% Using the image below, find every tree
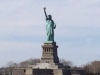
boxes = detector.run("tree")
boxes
[19,58,40,67]
[59,59,73,67]
[83,61,100,75]
[7,61,18,68]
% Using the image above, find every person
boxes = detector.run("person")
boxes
[44,7,56,42]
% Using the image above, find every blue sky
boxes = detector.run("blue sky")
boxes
[0,0,100,67]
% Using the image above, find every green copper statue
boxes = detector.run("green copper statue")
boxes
[44,7,56,42]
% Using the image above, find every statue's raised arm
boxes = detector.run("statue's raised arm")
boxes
[43,7,48,19]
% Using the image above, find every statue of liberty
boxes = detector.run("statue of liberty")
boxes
[43,7,56,42]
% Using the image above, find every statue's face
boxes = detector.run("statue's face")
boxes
[48,15,52,19]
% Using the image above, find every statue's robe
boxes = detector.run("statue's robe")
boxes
[46,19,56,41]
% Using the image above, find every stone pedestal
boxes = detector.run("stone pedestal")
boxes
[41,42,59,64]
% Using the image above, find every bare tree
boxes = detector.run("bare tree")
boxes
[90,61,100,75]
[2,58,40,75]
[19,58,40,67]
[7,61,18,68]
[83,61,100,75]
[59,59,73,67]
